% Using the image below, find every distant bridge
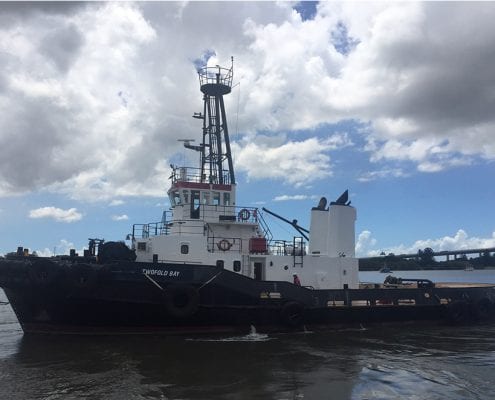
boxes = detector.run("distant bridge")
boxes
[361,247,495,261]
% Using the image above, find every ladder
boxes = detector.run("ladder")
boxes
[293,237,304,268]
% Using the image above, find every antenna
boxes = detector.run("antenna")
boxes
[196,57,235,184]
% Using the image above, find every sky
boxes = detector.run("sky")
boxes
[0,1,494,258]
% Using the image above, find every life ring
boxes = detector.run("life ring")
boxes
[472,297,493,321]
[28,260,60,287]
[447,300,470,324]
[217,239,232,252]
[281,301,305,327]
[238,208,251,221]
[165,284,199,318]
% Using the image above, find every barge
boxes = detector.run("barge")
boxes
[0,60,494,334]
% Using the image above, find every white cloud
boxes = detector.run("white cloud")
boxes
[357,168,408,182]
[109,199,125,206]
[357,229,495,257]
[240,2,495,169]
[0,2,174,200]
[29,207,82,223]
[35,239,80,257]
[273,194,317,202]
[111,214,129,221]
[404,230,495,254]
[355,230,377,257]
[233,134,351,186]
[1,2,495,200]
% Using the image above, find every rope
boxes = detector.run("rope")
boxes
[143,273,164,291]
[198,271,223,290]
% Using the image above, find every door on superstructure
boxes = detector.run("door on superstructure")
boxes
[191,190,200,219]
[252,260,265,281]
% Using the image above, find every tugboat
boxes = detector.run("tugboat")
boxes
[0,60,494,334]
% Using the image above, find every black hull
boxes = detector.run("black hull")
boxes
[1,258,495,335]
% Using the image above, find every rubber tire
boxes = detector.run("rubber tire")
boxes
[447,300,470,324]
[165,285,199,318]
[281,301,305,327]
[28,260,59,287]
[472,297,493,321]
[70,264,98,289]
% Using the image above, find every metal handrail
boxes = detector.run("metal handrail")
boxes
[198,65,233,88]
[170,166,231,185]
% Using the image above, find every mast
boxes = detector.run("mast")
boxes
[187,57,235,185]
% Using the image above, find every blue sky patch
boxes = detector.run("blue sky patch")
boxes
[332,21,360,55]
[294,1,318,21]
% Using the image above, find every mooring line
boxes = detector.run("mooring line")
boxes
[198,271,223,290]
[143,273,164,291]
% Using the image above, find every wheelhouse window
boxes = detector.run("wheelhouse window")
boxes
[223,192,230,206]
[213,192,220,206]
[182,190,189,204]
[137,242,146,251]
[170,190,181,206]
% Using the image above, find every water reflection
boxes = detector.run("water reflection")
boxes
[1,323,495,399]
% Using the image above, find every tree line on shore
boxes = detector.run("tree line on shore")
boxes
[359,248,495,271]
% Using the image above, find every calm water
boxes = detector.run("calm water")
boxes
[1,270,495,400]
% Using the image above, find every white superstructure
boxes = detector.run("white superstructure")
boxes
[131,60,359,290]
[132,179,359,290]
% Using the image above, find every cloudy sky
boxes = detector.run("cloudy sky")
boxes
[0,1,494,257]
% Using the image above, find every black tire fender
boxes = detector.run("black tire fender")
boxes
[447,300,470,324]
[281,301,305,327]
[28,260,60,287]
[69,264,98,289]
[165,284,199,318]
[472,297,493,321]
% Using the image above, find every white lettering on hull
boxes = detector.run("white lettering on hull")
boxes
[142,269,181,278]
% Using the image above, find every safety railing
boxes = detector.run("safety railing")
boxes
[133,222,170,238]
[132,206,271,239]
[170,166,231,185]
[198,65,233,88]
[269,240,307,256]
[201,205,259,224]
[132,220,206,238]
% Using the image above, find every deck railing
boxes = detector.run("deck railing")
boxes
[170,166,231,185]
[198,65,233,88]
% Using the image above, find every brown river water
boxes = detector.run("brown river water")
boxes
[1,269,494,400]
